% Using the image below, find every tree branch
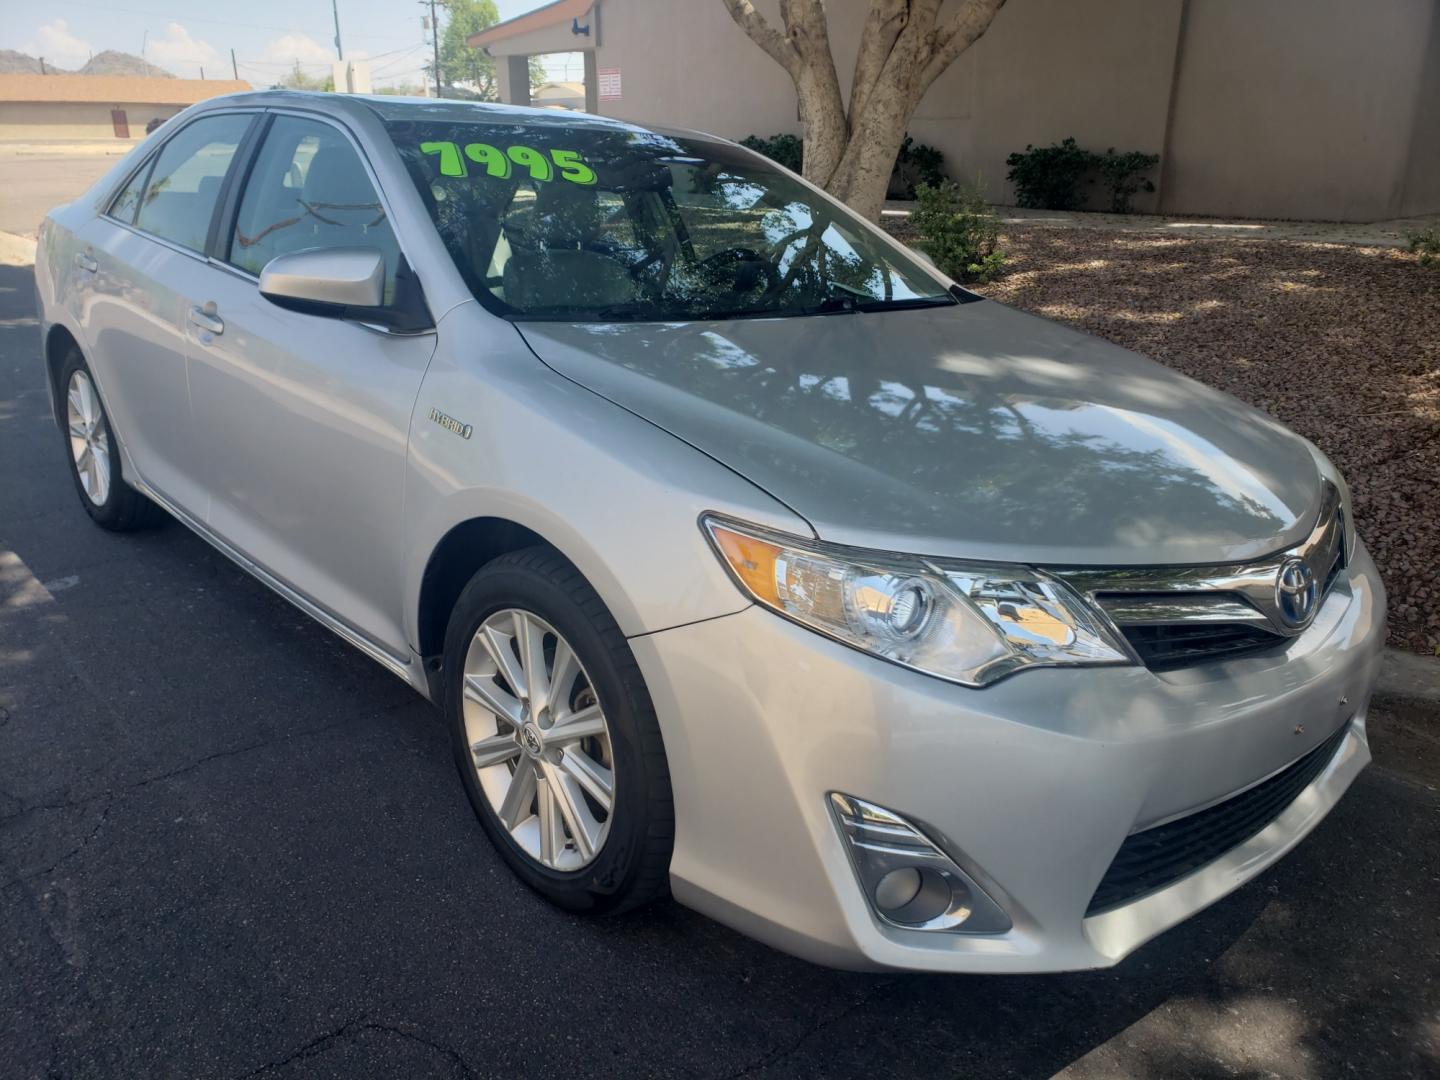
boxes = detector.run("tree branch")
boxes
[720,0,802,76]
[916,0,1008,96]
[848,0,910,133]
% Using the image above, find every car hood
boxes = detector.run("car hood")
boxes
[514,301,1322,565]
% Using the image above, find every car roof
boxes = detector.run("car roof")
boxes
[193,89,681,138]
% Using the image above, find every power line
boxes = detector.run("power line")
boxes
[44,0,407,38]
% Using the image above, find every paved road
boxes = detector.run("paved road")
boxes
[2,257,1438,1079]
[0,152,125,237]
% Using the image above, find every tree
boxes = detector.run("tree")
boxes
[277,62,333,92]
[434,0,548,100]
[721,0,1008,220]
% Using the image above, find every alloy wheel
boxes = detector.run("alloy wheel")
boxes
[461,608,615,871]
[66,370,111,506]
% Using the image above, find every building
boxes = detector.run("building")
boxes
[0,74,251,141]
[532,80,587,110]
[469,0,1440,223]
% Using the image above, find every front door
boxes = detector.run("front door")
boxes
[185,113,434,658]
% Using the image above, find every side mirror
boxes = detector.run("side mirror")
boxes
[259,247,386,312]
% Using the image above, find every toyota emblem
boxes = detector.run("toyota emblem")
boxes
[1275,557,1318,627]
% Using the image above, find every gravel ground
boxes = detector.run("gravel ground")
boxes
[889,223,1440,655]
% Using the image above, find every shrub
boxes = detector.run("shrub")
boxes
[1408,228,1440,267]
[1004,137,1095,210]
[1096,148,1160,213]
[740,133,803,173]
[911,179,1006,283]
[888,135,947,199]
[1005,138,1161,213]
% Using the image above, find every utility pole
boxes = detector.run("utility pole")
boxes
[332,0,345,61]
[230,48,238,80]
[428,0,442,98]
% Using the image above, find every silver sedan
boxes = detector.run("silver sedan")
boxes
[34,92,1385,973]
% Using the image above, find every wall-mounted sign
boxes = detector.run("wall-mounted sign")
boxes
[597,67,622,101]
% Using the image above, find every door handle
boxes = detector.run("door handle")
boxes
[74,252,98,273]
[188,303,224,336]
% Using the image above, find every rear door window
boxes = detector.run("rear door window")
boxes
[134,113,252,253]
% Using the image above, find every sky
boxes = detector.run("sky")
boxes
[0,1,584,88]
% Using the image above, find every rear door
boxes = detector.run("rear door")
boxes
[184,111,436,658]
[77,111,256,513]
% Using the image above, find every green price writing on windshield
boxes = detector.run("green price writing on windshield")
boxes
[420,141,597,185]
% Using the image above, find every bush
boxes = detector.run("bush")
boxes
[1096,148,1159,213]
[1005,138,1160,213]
[1005,137,1095,210]
[1408,228,1440,267]
[911,180,1006,283]
[740,133,803,173]
[888,135,946,199]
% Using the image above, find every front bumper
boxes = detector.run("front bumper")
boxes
[630,542,1386,973]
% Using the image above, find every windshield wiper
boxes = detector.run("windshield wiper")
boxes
[851,295,957,313]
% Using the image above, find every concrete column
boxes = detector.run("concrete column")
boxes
[584,50,599,115]
[495,54,532,107]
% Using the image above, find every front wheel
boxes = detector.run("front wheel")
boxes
[443,546,674,914]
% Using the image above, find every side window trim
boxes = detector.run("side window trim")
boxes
[207,112,272,262]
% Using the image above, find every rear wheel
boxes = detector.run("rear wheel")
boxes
[59,349,163,531]
[443,546,673,913]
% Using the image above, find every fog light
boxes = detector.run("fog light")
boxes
[829,793,1010,934]
[874,867,923,911]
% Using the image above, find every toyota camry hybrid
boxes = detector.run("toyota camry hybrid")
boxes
[34,93,1384,973]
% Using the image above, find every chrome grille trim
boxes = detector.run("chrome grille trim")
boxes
[1052,482,1346,643]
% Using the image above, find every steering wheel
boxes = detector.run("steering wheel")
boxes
[696,247,781,294]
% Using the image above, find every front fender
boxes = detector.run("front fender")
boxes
[402,305,811,648]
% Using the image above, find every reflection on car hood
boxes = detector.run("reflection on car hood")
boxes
[515,301,1322,566]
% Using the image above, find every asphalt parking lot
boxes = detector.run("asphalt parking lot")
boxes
[2,248,1438,1077]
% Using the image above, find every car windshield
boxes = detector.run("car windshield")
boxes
[384,118,953,322]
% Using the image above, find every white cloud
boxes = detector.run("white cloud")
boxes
[146,23,221,76]
[23,19,93,70]
[260,33,335,67]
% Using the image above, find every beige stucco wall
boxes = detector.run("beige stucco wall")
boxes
[594,0,1180,214]
[494,0,1438,222]
[0,101,183,141]
[1398,2,1440,218]
[1161,0,1436,221]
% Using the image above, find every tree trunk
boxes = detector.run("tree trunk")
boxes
[721,0,1008,220]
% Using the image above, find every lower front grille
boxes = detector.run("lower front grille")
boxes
[1087,721,1351,916]
[1121,622,1286,671]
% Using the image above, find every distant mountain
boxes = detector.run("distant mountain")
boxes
[0,49,55,74]
[0,49,176,77]
[79,51,174,78]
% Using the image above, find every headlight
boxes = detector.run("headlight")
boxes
[1303,441,1358,561]
[702,516,1133,687]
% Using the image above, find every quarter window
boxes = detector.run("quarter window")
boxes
[229,115,399,301]
[108,158,152,224]
[133,114,251,253]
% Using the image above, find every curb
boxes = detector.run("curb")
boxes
[1377,649,1440,704]
[0,230,37,267]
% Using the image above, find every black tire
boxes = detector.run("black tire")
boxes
[443,546,674,914]
[58,348,165,531]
